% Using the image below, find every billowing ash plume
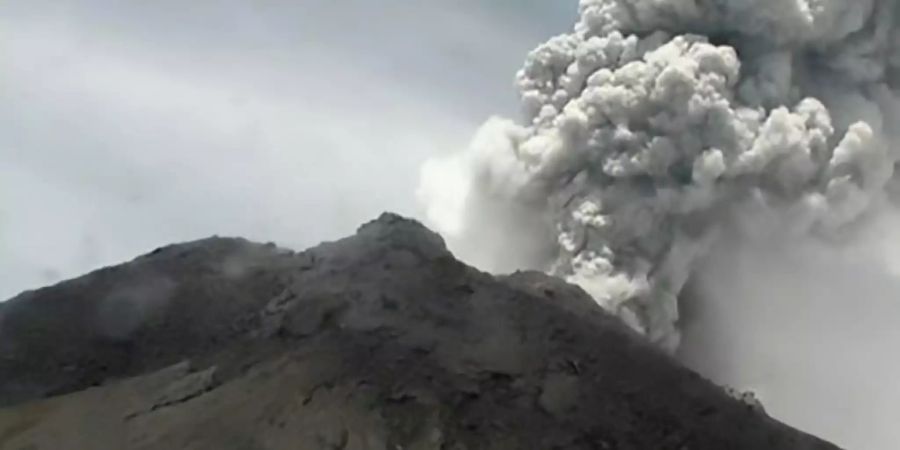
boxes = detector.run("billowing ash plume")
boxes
[420,0,900,350]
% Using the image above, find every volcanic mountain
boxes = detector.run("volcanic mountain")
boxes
[0,214,839,449]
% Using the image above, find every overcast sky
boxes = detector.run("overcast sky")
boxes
[0,1,575,299]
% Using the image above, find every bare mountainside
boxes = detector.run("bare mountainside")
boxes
[0,214,839,449]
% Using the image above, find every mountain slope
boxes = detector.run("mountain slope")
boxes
[0,213,840,449]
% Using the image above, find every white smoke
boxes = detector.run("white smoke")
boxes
[420,0,899,349]
[419,1,900,447]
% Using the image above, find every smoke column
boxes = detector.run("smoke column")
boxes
[420,1,900,448]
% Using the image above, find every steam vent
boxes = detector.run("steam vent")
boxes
[0,214,840,449]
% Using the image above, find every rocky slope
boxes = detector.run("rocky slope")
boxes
[0,213,840,449]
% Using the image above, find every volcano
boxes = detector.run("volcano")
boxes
[0,214,838,449]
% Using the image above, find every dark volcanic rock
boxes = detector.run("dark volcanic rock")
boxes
[0,213,840,449]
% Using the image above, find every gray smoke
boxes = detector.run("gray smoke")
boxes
[96,275,176,340]
[421,0,899,349]
[419,1,900,447]
[677,209,900,447]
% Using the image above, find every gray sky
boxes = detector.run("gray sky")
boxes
[0,1,575,299]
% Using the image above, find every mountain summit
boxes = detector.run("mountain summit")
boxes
[0,213,839,449]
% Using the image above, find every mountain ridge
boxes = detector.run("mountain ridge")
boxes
[0,213,841,449]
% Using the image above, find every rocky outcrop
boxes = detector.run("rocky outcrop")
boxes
[0,213,841,449]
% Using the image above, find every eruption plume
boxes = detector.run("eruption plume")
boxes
[420,0,900,352]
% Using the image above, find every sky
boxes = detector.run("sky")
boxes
[0,0,575,299]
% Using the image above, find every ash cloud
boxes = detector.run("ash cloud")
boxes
[420,0,900,350]
[420,2,900,447]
